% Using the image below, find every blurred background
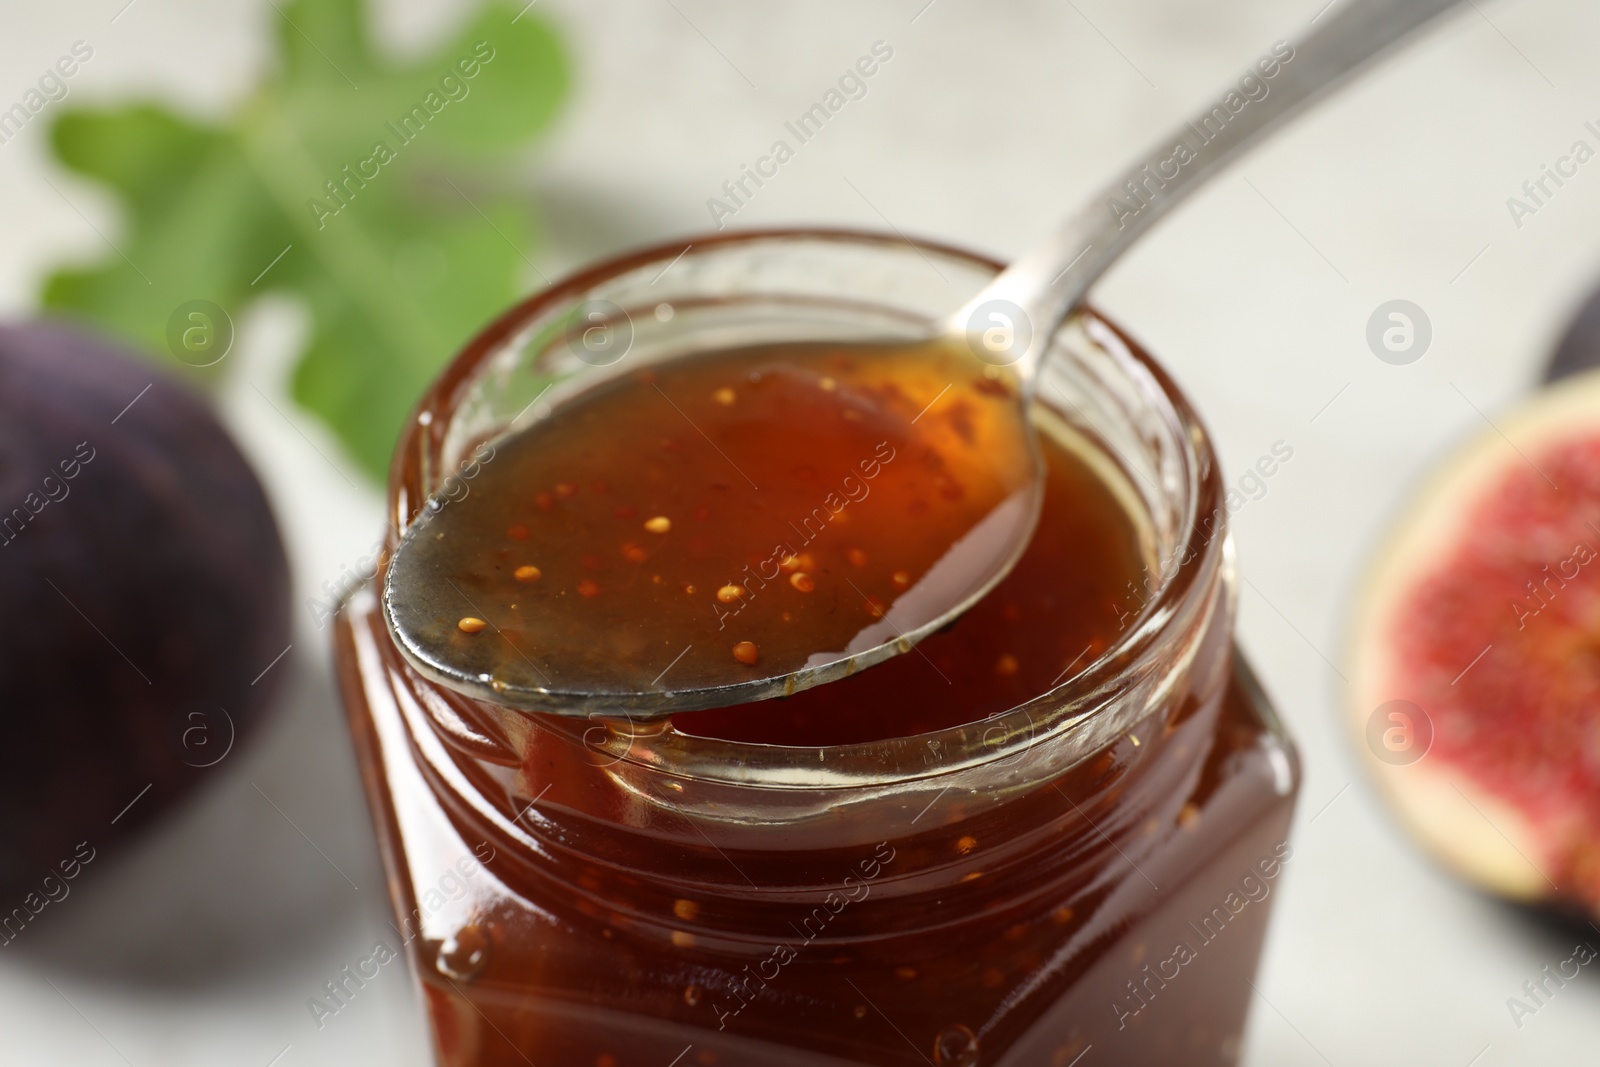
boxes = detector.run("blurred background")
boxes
[2,0,1599,1063]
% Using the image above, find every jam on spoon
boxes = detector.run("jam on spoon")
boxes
[384,338,1038,714]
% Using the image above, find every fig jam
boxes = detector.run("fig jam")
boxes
[334,232,1300,1067]
[384,340,1033,706]
[674,413,1141,745]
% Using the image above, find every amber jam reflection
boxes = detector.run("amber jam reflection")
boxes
[337,423,1298,1067]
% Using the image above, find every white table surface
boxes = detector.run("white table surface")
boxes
[3,1,1598,1064]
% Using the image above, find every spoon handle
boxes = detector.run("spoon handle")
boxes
[952,0,1468,384]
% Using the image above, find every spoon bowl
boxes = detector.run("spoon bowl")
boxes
[384,328,1043,716]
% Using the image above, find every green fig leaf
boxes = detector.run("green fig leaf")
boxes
[41,0,569,478]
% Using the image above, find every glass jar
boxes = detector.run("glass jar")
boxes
[334,229,1301,1066]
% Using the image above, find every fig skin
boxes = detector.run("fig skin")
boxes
[0,321,291,896]
[1545,281,1600,382]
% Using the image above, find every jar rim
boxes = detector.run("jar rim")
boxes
[387,228,1228,789]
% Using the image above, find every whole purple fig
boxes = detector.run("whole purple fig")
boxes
[0,321,291,897]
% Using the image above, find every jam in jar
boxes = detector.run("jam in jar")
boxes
[335,230,1300,1066]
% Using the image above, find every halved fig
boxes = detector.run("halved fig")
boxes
[1349,369,1600,914]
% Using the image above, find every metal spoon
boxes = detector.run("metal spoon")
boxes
[385,0,1468,718]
